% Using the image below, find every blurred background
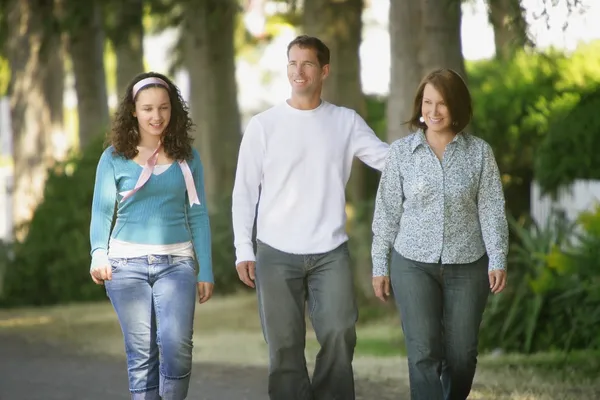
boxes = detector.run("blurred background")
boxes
[0,0,599,398]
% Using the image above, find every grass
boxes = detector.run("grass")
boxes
[1,293,599,399]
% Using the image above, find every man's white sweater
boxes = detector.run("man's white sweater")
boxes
[232,100,389,264]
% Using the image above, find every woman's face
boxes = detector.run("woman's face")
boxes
[133,87,171,139]
[421,83,452,135]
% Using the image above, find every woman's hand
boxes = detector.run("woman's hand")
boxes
[90,265,112,285]
[197,282,214,304]
[372,276,391,302]
[489,269,507,294]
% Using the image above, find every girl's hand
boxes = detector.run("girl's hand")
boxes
[90,265,112,285]
[197,282,214,304]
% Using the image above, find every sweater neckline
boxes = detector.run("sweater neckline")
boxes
[284,99,326,114]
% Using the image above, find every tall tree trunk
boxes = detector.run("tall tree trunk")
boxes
[67,0,110,149]
[6,0,54,237]
[488,0,528,60]
[43,33,67,160]
[303,0,364,114]
[420,0,466,79]
[302,0,367,206]
[183,0,241,211]
[112,0,145,95]
[387,0,423,141]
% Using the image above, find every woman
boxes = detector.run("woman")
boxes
[371,68,508,400]
[89,72,213,400]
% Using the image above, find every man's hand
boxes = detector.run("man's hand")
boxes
[372,276,390,302]
[236,261,256,288]
[197,282,214,304]
[90,265,112,285]
[489,269,507,294]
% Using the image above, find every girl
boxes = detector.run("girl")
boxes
[89,72,213,400]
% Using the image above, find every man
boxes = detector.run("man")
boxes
[232,35,389,400]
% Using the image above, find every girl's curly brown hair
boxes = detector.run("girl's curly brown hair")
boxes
[109,71,194,161]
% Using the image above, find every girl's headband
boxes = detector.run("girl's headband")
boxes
[132,77,169,98]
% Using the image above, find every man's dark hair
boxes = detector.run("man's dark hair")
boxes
[287,35,330,67]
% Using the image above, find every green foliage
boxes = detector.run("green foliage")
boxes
[466,42,600,217]
[1,133,108,307]
[479,208,600,353]
[364,95,387,138]
[0,239,13,298]
[534,86,600,194]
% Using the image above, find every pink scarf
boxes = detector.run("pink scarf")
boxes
[119,143,201,207]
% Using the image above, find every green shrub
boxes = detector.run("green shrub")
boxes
[480,207,600,353]
[467,42,600,218]
[534,86,600,194]
[1,134,107,306]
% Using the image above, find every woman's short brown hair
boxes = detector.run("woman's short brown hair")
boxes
[407,68,472,134]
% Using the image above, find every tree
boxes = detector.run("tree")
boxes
[387,0,465,141]
[182,0,242,210]
[4,0,64,237]
[420,0,466,77]
[387,0,423,140]
[487,0,529,60]
[63,0,110,148]
[104,0,145,96]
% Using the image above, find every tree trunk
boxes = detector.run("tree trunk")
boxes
[112,0,145,95]
[67,0,110,149]
[302,0,368,206]
[43,34,68,160]
[6,0,54,237]
[303,0,364,114]
[488,0,528,60]
[387,0,423,141]
[183,0,241,211]
[420,0,466,80]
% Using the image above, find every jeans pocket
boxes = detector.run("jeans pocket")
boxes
[172,256,196,273]
[109,258,126,272]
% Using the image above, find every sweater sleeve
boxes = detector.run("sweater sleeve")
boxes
[477,142,509,272]
[351,111,390,171]
[231,117,265,265]
[187,149,213,283]
[371,143,404,277]
[89,148,117,270]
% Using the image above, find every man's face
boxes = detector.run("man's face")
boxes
[287,45,328,97]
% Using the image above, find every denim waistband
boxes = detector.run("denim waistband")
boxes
[109,254,193,265]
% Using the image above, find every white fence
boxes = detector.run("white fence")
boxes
[531,180,600,226]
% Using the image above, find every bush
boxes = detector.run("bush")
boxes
[467,42,600,218]
[534,86,600,194]
[479,207,600,353]
[1,134,107,306]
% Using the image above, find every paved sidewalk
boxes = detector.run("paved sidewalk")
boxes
[0,334,404,400]
[0,334,268,400]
